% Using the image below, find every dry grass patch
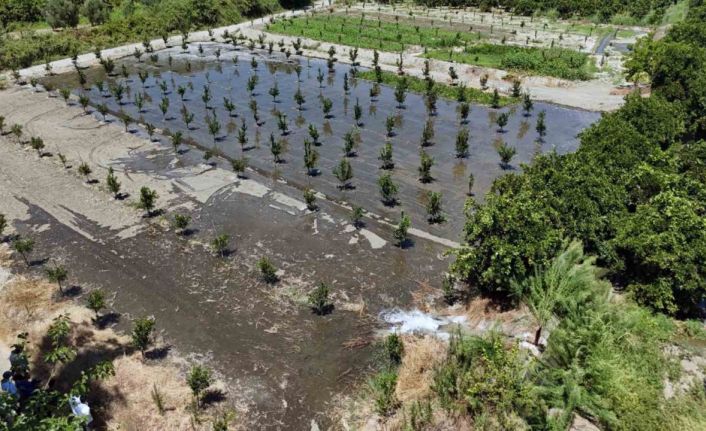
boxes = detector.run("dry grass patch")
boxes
[395,335,445,404]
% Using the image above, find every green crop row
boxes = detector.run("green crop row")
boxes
[426,43,595,80]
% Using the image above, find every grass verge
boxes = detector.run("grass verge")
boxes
[267,13,482,52]
[356,69,516,107]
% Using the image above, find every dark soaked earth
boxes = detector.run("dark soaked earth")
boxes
[32,43,600,428]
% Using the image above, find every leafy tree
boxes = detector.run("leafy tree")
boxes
[304,140,319,175]
[277,113,289,136]
[211,234,229,257]
[134,93,145,113]
[172,214,191,235]
[10,124,22,143]
[308,283,332,315]
[394,78,407,108]
[78,93,90,113]
[105,167,121,198]
[78,163,93,184]
[522,93,534,116]
[426,191,444,224]
[268,81,280,103]
[187,365,213,408]
[536,110,547,139]
[467,172,474,196]
[342,130,356,157]
[30,137,45,156]
[378,173,398,206]
[119,111,132,132]
[456,127,469,158]
[294,87,305,110]
[12,238,34,267]
[383,333,404,366]
[418,150,434,183]
[206,114,221,144]
[82,0,109,25]
[614,192,706,316]
[44,0,79,29]
[308,124,320,146]
[316,68,325,87]
[497,142,517,168]
[333,158,353,189]
[420,118,434,147]
[257,257,278,283]
[86,289,106,318]
[393,211,411,247]
[237,120,248,152]
[385,115,396,137]
[496,112,509,132]
[379,142,394,170]
[246,75,258,95]
[180,105,194,129]
[223,97,235,116]
[171,131,183,154]
[267,133,283,164]
[231,158,248,178]
[511,80,522,98]
[131,317,156,359]
[138,186,158,217]
[350,206,365,228]
[353,98,363,126]
[491,88,501,109]
[322,98,333,118]
[303,188,317,211]
[159,97,170,119]
[513,241,606,346]
[46,264,68,294]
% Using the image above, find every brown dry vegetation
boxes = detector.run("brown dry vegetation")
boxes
[334,334,470,431]
[0,243,240,430]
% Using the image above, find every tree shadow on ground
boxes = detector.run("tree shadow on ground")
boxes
[145,345,172,360]
[95,312,121,329]
[201,388,226,406]
[61,284,82,297]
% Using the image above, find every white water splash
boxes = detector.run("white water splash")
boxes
[381,309,467,339]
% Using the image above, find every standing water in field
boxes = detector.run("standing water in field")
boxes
[43,42,599,240]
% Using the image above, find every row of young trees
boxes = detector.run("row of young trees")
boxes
[46,30,546,239]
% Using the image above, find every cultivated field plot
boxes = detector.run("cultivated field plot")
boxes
[41,44,598,239]
[265,2,649,81]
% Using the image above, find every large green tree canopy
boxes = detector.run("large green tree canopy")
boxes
[453,1,706,318]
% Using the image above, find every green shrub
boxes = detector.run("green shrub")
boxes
[83,0,111,26]
[0,0,45,26]
[427,44,594,81]
[382,333,404,367]
[44,0,80,29]
[369,370,399,416]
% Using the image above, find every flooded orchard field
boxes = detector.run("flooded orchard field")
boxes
[43,42,600,239]
[29,41,600,428]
